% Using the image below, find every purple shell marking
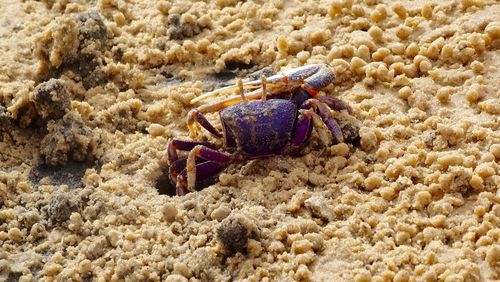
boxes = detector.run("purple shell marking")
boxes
[220,100,297,156]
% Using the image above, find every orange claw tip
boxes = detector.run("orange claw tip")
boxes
[303,84,318,97]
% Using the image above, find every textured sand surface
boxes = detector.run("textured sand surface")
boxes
[0,0,499,281]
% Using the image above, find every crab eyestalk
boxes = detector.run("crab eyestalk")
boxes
[238,79,247,102]
[261,75,268,101]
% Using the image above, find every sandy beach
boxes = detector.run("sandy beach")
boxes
[0,0,499,281]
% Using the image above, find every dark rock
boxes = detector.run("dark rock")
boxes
[44,191,81,226]
[40,111,98,166]
[216,214,259,256]
[30,79,70,120]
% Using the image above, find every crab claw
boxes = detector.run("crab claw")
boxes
[301,65,335,97]
[190,64,336,112]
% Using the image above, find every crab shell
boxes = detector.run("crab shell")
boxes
[220,99,298,157]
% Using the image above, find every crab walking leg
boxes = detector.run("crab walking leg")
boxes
[169,158,187,184]
[301,99,344,143]
[318,96,353,114]
[312,110,333,145]
[187,109,223,138]
[185,145,232,191]
[167,139,219,165]
[292,108,334,147]
[175,161,226,196]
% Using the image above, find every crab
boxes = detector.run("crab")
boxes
[167,64,353,196]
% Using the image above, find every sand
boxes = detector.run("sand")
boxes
[0,0,499,281]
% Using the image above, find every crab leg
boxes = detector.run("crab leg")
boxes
[187,109,223,138]
[318,96,352,114]
[169,158,187,183]
[171,160,225,196]
[301,99,344,143]
[167,139,219,165]
[185,145,232,192]
[294,109,334,146]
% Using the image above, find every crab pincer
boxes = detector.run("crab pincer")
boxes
[191,64,336,112]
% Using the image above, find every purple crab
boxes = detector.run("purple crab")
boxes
[167,64,353,196]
